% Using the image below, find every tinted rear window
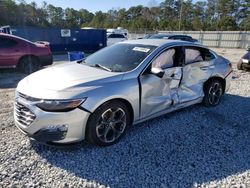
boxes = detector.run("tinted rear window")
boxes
[108,34,126,38]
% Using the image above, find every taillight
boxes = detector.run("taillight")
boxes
[47,46,52,55]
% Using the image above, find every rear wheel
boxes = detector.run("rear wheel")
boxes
[19,56,40,74]
[86,101,130,146]
[203,80,223,107]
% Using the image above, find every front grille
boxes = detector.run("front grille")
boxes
[15,102,36,127]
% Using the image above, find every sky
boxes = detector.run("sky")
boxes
[22,0,204,13]
[22,0,164,13]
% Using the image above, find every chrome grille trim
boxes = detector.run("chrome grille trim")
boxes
[14,101,36,127]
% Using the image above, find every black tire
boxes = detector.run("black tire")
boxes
[86,101,130,146]
[202,80,223,107]
[237,60,243,70]
[19,56,40,74]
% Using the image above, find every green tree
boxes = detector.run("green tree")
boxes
[179,0,194,30]
[205,0,219,30]
[65,8,80,28]
[104,9,118,28]
[192,1,206,30]
[0,0,21,26]
[36,1,50,27]
[239,0,250,30]
[217,0,239,30]
[0,0,248,31]
[79,9,94,27]
[47,4,65,27]
[159,0,178,30]
[89,11,108,28]
[115,8,129,28]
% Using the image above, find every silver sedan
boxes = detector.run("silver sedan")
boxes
[14,39,233,146]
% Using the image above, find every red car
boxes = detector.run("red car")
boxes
[0,33,52,73]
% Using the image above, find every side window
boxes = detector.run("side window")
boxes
[108,34,115,38]
[171,36,184,41]
[185,47,204,65]
[204,50,216,61]
[176,36,184,40]
[115,34,125,38]
[152,48,175,69]
[185,36,193,41]
[0,37,17,48]
[108,34,125,39]
[169,36,178,40]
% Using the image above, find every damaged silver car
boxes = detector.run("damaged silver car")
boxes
[15,39,232,146]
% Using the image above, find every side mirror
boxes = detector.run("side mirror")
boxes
[247,45,250,51]
[151,67,165,78]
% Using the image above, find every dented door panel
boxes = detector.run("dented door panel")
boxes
[178,61,215,103]
[140,67,182,119]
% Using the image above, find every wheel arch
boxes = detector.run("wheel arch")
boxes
[100,98,133,125]
[87,98,134,126]
[203,76,226,94]
[17,54,40,69]
[84,97,135,143]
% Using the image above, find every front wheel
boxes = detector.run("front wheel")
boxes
[203,80,223,107]
[86,101,130,146]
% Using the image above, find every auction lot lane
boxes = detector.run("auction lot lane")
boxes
[0,50,250,188]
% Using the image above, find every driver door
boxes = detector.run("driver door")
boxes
[139,47,184,119]
[0,37,18,66]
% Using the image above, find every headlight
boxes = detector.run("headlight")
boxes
[36,98,86,112]
[242,59,249,64]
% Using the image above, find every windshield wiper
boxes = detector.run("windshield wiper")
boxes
[92,64,112,72]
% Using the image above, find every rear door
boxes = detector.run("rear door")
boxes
[178,46,216,103]
[139,47,184,119]
[0,36,19,67]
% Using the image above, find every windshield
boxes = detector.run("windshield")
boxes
[84,43,156,72]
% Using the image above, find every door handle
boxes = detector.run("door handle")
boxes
[170,73,175,78]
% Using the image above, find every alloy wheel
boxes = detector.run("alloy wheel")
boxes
[208,82,223,105]
[96,108,126,143]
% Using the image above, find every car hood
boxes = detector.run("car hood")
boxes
[17,62,123,99]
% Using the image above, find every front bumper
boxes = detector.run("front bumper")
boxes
[17,125,68,143]
[14,97,90,144]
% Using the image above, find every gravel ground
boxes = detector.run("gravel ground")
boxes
[0,49,250,188]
